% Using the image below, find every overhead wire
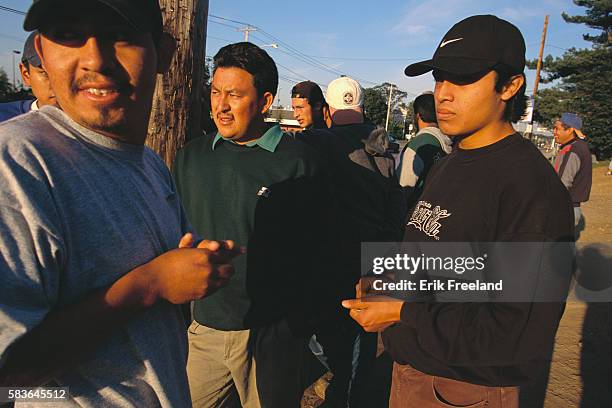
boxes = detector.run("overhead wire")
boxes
[209,14,380,86]
[0,5,25,15]
[254,29,380,86]
[208,20,242,31]
[250,32,345,79]
[0,32,25,43]
[0,8,400,94]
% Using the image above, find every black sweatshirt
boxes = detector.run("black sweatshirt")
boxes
[382,133,574,386]
[300,123,406,298]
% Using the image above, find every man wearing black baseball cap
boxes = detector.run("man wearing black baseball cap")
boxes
[291,80,328,130]
[0,1,241,407]
[344,15,574,407]
[0,31,56,122]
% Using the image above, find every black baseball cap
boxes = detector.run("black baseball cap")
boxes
[291,81,324,104]
[23,0,163,39]
[21,31,42,68]
[405,15,526,77]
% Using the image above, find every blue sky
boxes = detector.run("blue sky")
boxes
[0,0,600,106]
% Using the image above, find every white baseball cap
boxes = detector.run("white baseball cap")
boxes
[325,76,364,110]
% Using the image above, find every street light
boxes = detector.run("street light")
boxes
[261,43,279,49]
[12,50,21,89]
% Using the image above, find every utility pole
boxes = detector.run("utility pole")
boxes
[238,25,257,42]
[528,15,549,137]
[12,50,20,89]
[147,0,209,166]
[385,84,394,131]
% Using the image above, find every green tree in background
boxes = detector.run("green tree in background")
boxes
[363,83,409,138]
[0,68,33,103]
[371,82,408,114]
[562,0,611,45]
[528,0,611,159]
[363,87,387,126]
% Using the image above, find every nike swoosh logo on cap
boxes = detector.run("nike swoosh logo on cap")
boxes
[440,38,463,48]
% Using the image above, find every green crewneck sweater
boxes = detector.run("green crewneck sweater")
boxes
[173,125,333,333]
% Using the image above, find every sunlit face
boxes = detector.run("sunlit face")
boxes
[291,97,314,128]
[35,3,160,142]
[553,120,575,144]
[211,67,271,142]
[433,70,505,138]
[19,63,56,107]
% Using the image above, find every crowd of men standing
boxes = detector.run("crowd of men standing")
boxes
[0,1,592,408]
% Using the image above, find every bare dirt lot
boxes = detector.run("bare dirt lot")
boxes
[539,165,612,408]
[301,164,612,408]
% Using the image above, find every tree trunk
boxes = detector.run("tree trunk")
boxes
[146,0,209,167]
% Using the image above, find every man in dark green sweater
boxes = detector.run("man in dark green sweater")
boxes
[173,42,334,408]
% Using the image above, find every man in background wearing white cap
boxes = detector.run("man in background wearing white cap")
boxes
[300,76,405,407]
[553,112,592,236]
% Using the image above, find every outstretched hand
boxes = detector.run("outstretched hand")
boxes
[141,234,246,305]
[342,278,403,332]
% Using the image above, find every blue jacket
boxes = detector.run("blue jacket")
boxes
[0,99,34,122]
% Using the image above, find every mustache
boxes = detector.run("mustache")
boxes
[70,74,131,93]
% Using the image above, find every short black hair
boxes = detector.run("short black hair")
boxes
[213,42,278,98]
[413,93,437,124]
[494,65,527,123]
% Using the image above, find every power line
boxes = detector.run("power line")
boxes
[279,75,300,84]
[304,55,426,62]
[546,44,570,51]
[274,61,310,82]
[0,32,26,43]
[0,8,395,91]
[0,5,26,15]
[208,20,242,30]
[207,35,237,43]
[206,35,317,85]
[208,18,350,81]
[209,14,250,27]
[210,14,380,86]
[251,32,343,77]
[255,29,379,86]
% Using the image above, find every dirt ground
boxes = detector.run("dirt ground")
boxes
[539,165,612,408]
[301,164,612,408]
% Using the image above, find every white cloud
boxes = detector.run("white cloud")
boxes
[390,0,479,40]
[498,6,544,21]
[301,32,339,56]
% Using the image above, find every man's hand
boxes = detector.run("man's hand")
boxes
[0,235,244,386]
[178,233,242,252]
[342,277,404,332]
[141,234,245,305]
[341,296,403,332]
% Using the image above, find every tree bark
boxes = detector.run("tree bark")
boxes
[146,0,209,167]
